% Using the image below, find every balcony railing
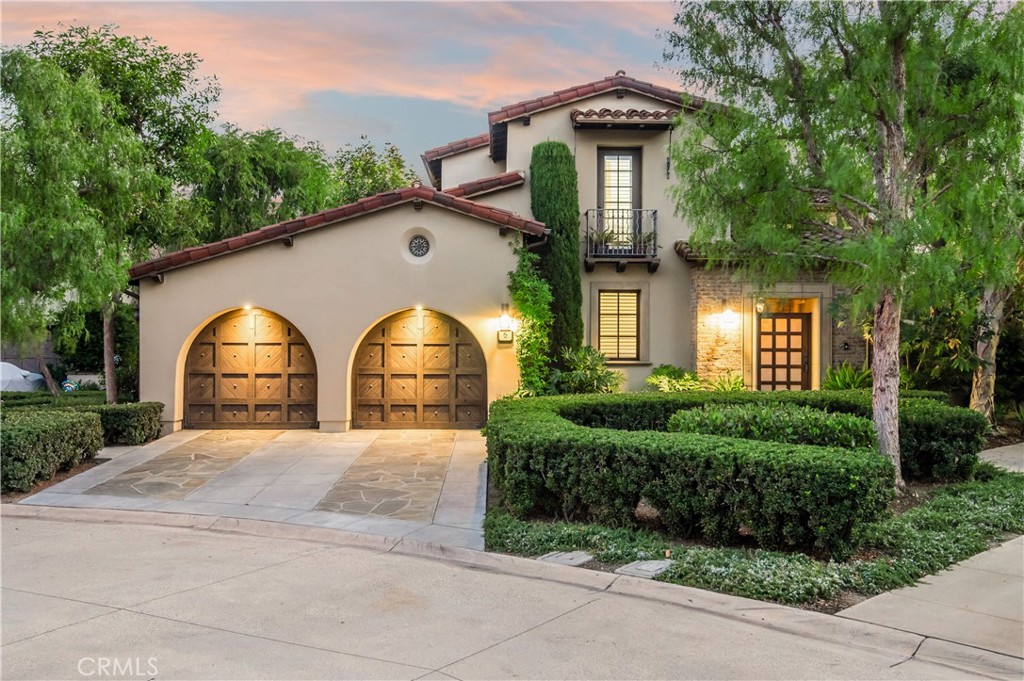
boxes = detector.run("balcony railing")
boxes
[583,209,660,272]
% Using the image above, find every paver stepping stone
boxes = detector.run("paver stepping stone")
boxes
[537,551,594,567]
[614,560,673,579]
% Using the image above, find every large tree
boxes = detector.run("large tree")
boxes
[1,50,162,392]
[530,141,584,365]
[22,24,219,402]
[329,135,419,206]
[196,125,335,242]
[665,1,1022,489]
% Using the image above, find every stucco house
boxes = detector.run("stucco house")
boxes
[130,71,867,434]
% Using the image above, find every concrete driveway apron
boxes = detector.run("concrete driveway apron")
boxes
[18,428,487,549]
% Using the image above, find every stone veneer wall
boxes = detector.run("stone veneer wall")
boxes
[691,267,745,380]
[690,265,871,384]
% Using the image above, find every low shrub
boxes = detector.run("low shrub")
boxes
[704,371,745,392]
[0,390,106,407]
[549,346,623,394]
[822,363,872,390]
[4,400,164,446]
[77,402,164,445]
[645,364,702,393]
[0,409,103,492]
[667,402,876,449]
[486,395,894,557]
[557,390,984,481]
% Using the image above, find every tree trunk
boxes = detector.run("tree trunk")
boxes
[970,285,1010,425]
[37,350,60,395]
[872,288,905,491]
[103,303,118,404]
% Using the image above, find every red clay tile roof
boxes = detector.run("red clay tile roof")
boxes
[488,73,702,126]
[129,185,547,281]
[421,132,491,162]
[442,171,525,198]
[570,108,680,125]
[421,132,491,188]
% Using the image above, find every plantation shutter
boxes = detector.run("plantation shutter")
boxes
[598,290,640,360]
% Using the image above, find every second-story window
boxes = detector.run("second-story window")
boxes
[598,148,642,249]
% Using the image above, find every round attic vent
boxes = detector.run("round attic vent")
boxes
[409,235,430,257]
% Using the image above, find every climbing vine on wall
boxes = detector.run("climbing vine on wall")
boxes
[508,245,553,396]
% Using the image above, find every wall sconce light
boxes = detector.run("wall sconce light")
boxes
[498,303,515,343]
[755,299,765,314]
[720,299,739,330]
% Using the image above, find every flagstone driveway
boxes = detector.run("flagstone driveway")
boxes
[17,428,487,549]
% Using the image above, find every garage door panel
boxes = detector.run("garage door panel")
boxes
[256,375,283,399]
[254,405,282,423]
[423,345,450,369]
[289,343,315,370]
[220,344,250,372]
[357,376,384,399]
[255,343,283,370]
[219,374,250,399]
[188,374,215,399]
[184,310,317,429]
[288,375,315,400]
[353,310,486,429]
[389,345,418,370]
[189,343,216,369]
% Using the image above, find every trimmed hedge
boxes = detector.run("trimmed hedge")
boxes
[559,390,985,481]
[1,410,104,492]
[0,390,106,407]
[667,402,876,449]
[4,401,164,446]
[486,396,894,558]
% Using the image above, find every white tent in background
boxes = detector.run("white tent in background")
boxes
[1,362,45,392]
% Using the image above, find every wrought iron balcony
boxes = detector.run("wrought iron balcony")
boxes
[583,208,660,273]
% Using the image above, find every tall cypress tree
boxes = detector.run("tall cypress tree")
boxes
[530,142,583,365]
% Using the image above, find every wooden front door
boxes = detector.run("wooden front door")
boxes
[184,309,317,428]
[353,309,486,429]
[757,312,812,391]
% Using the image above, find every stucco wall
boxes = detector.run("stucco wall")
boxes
[439,147,504,189]
[138,203,521,432]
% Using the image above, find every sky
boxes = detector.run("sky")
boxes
[2,1,683,176]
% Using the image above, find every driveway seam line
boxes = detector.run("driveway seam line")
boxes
[434,597,602,672]
[836,613,1024,661]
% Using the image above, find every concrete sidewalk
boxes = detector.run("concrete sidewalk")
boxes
[837,443,1024,671]
[3,506,1021,681]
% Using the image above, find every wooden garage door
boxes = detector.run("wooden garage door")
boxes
[185,309,317,428]
[353,310,486,429]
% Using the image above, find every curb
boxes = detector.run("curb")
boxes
[4,503,1021,679]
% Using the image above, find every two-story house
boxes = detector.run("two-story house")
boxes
[131,72,867,433]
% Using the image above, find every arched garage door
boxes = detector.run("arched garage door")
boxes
[353,309,486,429]
[184,309,317,428]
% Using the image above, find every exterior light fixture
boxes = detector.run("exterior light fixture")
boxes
[498,303,515,343]
[755,299,765,314]
[720,300,739,330]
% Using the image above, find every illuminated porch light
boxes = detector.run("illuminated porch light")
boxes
[720,300,739,330]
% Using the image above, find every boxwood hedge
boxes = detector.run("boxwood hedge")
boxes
[667,402,876,449]
[486,395,895,558]
[558,390,984,481]
[1,410,104,492]
[4,401,164,446]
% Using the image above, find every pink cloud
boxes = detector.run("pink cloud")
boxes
[1,2,681,133]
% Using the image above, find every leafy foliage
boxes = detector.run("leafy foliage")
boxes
[645,364,703,392]
[486,395,894,557]
[549,346,623,395]
[529,142,583,364]
[507,246,553,396]
[664,1,1024,480]
[0,50,161,351]
[668,403,876,449]
[196,125,335,242]
[485,468,1024,605]
[0,409,103,492]
[329,135,419,205]
[557,391,983,482]
[704,371,745,392]
[822,363,872,390]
